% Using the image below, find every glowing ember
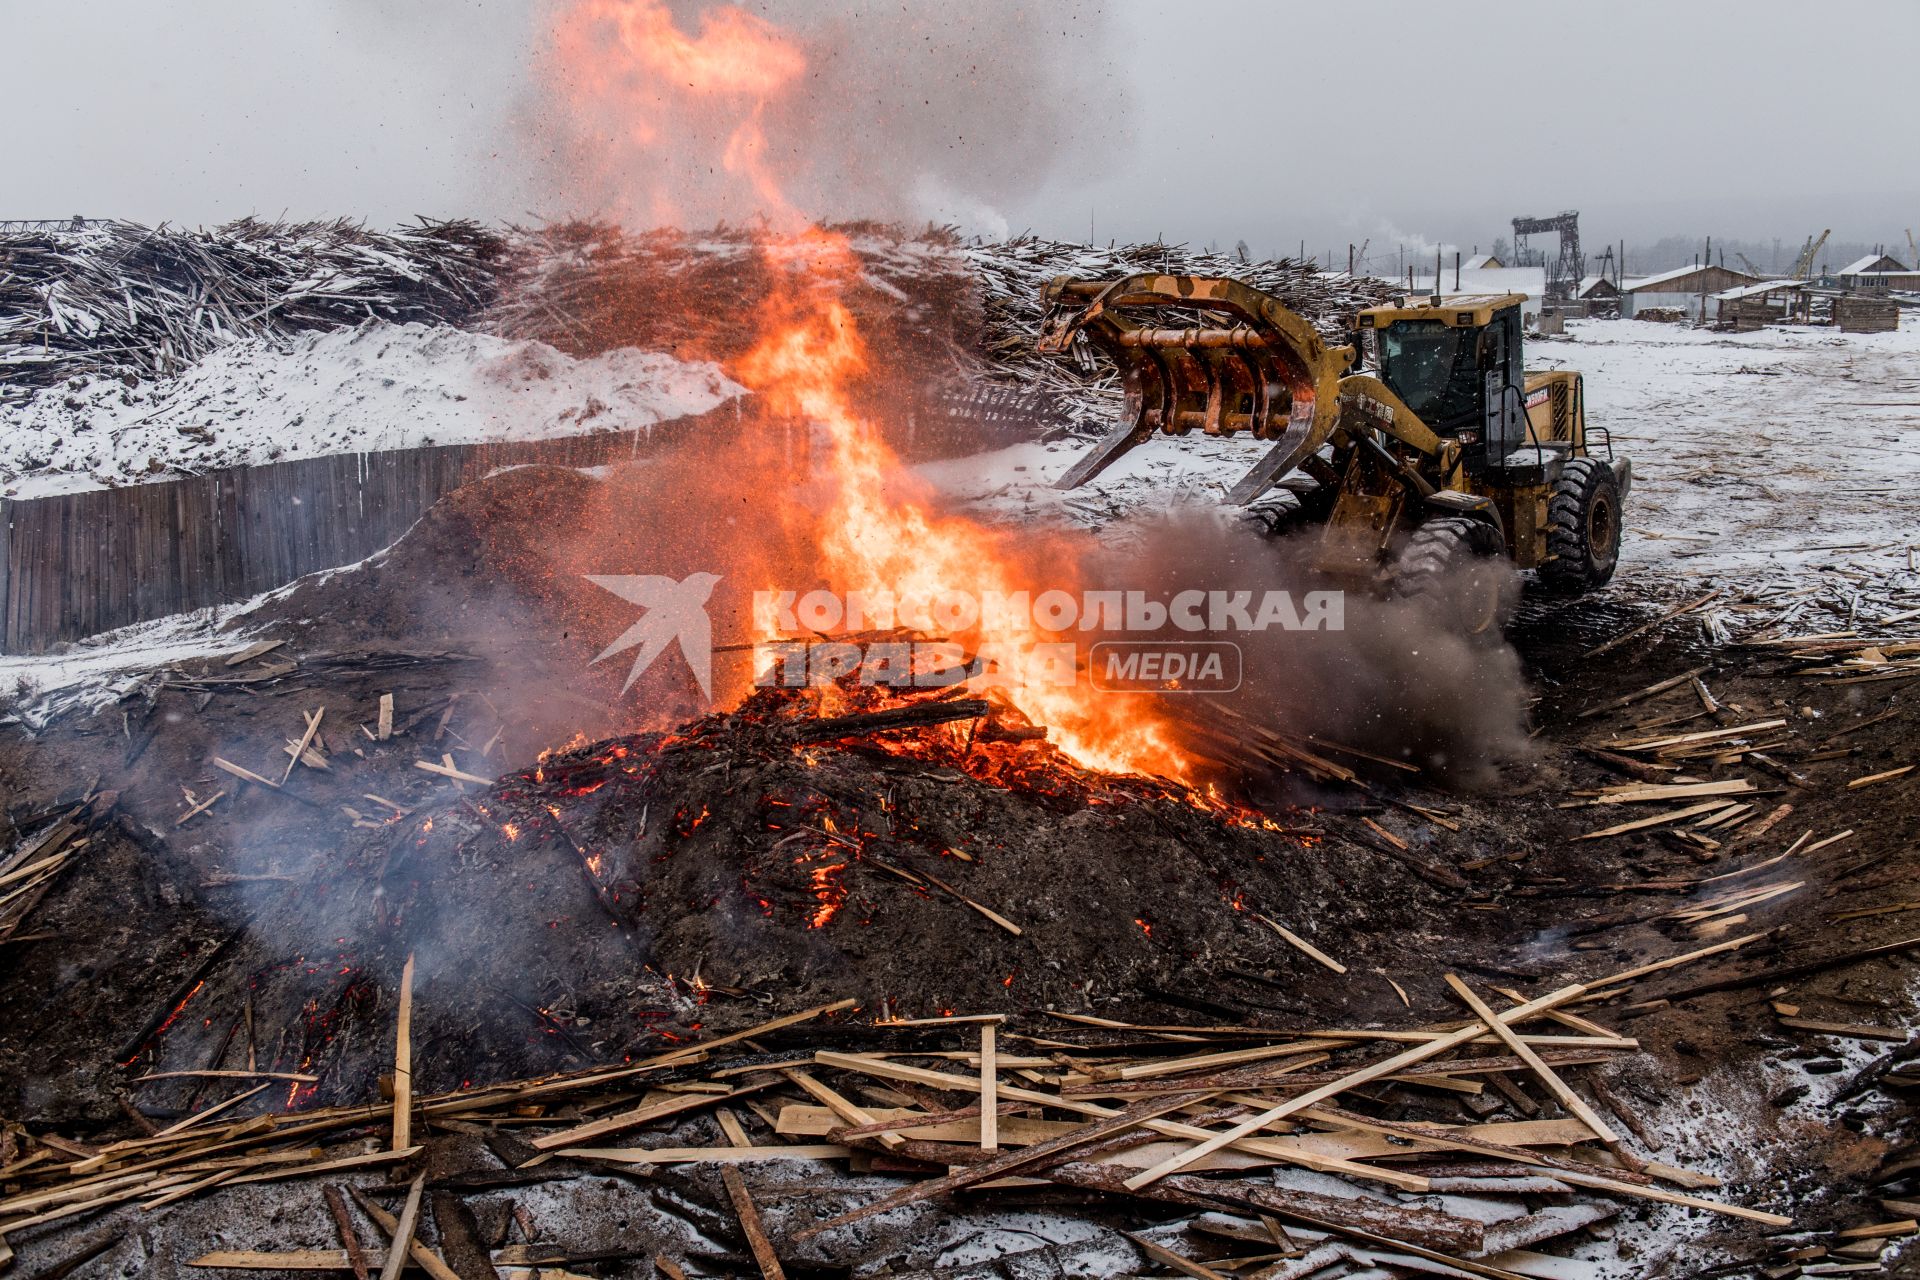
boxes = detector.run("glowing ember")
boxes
[795,847,849,928]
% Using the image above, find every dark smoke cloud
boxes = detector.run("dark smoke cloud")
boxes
[1082,505,1535,790]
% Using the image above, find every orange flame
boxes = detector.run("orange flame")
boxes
[550,2,1187,779]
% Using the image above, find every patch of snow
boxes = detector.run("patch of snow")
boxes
[1537,315,1920,599]
[0,320,745,499]
[927,314,1920,616]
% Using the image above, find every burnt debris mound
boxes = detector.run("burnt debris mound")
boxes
[106,685,1468,1125]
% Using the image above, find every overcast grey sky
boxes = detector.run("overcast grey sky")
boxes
[9,0,1918,263]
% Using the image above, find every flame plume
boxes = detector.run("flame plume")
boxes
[548,1,1186,778]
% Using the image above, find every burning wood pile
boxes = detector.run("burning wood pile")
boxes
[0,217,505,400]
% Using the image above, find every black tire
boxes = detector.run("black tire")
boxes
[1245,487,1331,540]
[1539,457,1622,594]
[1391,516,1519,638]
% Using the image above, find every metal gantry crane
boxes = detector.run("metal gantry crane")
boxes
[1512,211,1583,304]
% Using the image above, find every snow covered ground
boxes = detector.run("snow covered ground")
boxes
[1533,317,1920,594]
[922,314,1920,612]
[0,320,744,498]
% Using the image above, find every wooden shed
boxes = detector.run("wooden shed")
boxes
[1622,264,1761,321]
[1713,279,1808,331]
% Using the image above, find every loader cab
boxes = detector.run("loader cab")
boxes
[1358,294,1529,475]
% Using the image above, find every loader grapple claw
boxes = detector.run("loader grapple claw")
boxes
[1038,275,1352,498]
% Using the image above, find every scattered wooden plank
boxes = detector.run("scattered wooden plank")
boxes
[562,1144,850,1165]
[225,1146,421,1186]
[1252,913,1346,974]
[1444,975,1618,1145]
[721,1165,788,1280]
[797,1089,1218,1239]
[1576,667,1712,719]
[323,1183,373,1280]
[154,1083,270,1138]
[1592,780,1755,805]
[224,639,286,667]
[393,953,414,1151]
[780,1068,902,1152]
[282,707,326,784]
[377,693,394,741]
[1838,1220,1918,1239]
[979,1024,998,1152]
[1119,984,1589,1189]
[1584,591,1721,658]
[1777,1018,1907,1043]
[1576,801,1738,841]
[1648,936,1920,1003]
[810,1052,1430,1190]
[134,1069,318,1084]
[919,871,1022,936]
[414,758,492,787]
[351,1181,459,1280]
[175,789,226,827]
[188,1251,365,1271]
[1605,719,1787,752]
[1054,1163,1502,1275]
[530,1083,774,1152]
[212,757,279,789]
[1119,1230,1229,1280]
[1848,765,1913,790]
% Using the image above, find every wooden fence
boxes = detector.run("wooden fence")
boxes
[0,389,1053,654]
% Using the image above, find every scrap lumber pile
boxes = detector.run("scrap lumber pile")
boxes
[481,222,1400,433]
[0,949,1795,1278]
[0,217,505,400]
[0,797,105,945]
[962,235,1400,432]
[481,220,982,377]
[3,217,1397,448]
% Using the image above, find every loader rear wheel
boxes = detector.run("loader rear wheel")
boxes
[1391,517,1518,638]
[1539,458,1622,594]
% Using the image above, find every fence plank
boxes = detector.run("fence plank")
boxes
[0,401,1041,654]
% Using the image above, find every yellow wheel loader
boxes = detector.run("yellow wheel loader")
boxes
[1037,276,1629,633]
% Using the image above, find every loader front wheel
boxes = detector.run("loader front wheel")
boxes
[1390,517,1518,638]
[1539,457,1622,594]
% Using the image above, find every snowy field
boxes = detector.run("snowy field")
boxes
[0,320,744,498]
[923,313,1920,611]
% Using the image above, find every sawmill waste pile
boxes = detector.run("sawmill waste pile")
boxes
[2,218,1397,431]
[0,217,505,400]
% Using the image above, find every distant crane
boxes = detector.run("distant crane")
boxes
[1512,211,1582,304]
[1907,228,1916,271]
[1791,229,1830,280]
[1734,252,1765,277]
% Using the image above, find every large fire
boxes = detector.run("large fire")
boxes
[548,0,1188,778]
